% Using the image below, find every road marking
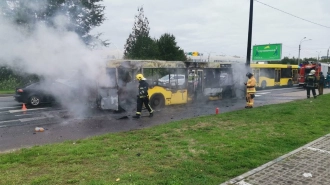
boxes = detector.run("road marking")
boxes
[256,92,270,95]
[255,95,262,97]
[0,96,13,99]
[0,115,54,128]
[15,114,33,116]
[0,106,21,110]
[258,87,300,92]
[9,108,47,113]
[0,119,19,124]
[20,116,54,122]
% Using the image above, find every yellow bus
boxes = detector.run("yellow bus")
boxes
[250,64,299,89]
[106,60,236,110]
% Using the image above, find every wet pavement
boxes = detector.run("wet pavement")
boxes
[0,87,317,153]
[2,87,330,184]
[221,88,330,185]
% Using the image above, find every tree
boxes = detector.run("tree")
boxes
[124,6,154,59]
[157,33,187,61]
[0,0,107,46]
[129,35,159,59]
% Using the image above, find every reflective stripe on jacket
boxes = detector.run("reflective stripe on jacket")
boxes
[305,74,316,88]
[138,80,149,97]
[246,77,256,93]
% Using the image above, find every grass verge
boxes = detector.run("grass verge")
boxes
[1,95,330,185]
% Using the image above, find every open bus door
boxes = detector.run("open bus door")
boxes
[275,68,281,86]
[292,68,298,84]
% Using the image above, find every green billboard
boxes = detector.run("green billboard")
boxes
[252,43,282,61]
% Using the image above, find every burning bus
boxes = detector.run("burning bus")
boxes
[89,60,238,111]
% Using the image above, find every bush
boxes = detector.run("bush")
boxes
[0,66,40,91]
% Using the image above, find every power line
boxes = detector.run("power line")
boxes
[255,0,330,29]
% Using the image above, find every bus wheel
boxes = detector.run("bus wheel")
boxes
[150,94,165,109]
[288,79,293,87]
[261,81,267,89]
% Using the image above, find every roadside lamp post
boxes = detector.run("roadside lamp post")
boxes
[298,37,311,65]
[316,51,321,61]
[327,47,329,63]
[205,51,215,62]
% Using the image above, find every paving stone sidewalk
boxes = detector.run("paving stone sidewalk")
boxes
[221,134,330,185]
[221,89,330,185]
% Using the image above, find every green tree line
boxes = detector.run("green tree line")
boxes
[123,6,187,61]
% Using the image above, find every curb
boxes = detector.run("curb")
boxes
[0,94,14,97]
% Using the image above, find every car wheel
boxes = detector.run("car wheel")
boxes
[150,94,165,109]
[29,95,41,106]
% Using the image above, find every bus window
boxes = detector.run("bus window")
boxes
[281,68,292,78]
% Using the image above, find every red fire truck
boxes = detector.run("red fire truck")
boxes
[298,61,321,87]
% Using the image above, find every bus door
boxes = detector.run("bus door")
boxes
[292,69,298,84]
[275,68,281,86]
[168,68,188,105]
[252,68,260,87]
[197,70,204,93]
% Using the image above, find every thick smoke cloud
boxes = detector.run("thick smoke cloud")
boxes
[0,3,111,118]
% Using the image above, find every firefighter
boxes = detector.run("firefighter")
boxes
[244,72,256,108]
[318,72,325,95]
[133,74,154,119]
[305,69,317,98]
[326,72,330,88]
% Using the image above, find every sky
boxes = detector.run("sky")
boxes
[91,0,330,60]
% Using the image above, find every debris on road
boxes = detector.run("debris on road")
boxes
[34,127,44,132]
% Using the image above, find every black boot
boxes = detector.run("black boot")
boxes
[149,113,153,117]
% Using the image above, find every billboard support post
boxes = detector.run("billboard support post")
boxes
[246,0,254,67]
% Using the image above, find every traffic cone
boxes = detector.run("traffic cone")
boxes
[216,107,219,114]
[22,103,27,111]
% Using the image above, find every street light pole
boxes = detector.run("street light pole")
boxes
[327,47,329,63]
[297,37,311,65]
[298,37,306,65]
[316,51,321,61]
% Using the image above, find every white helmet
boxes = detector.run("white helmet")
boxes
[310,70,316,75]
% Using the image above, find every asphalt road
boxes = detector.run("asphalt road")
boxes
[0,86,306,153]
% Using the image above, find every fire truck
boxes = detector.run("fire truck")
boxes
[298,61,321,87]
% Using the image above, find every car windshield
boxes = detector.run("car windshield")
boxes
[159,75,171,80]
[159,74,184,80]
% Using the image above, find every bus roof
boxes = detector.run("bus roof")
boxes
[250,64,298,69]
[107,60,186,68]
[107,60,234,69]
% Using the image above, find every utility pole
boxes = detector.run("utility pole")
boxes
[327,47,329,63]
[297,37,311,66]
[246,0,254,67]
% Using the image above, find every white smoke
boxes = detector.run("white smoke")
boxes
[0,3,112,118]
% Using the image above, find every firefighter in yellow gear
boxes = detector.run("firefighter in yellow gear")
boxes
[133,74,154,119]
[244,72,256,108]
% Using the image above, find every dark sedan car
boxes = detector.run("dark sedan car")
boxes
[14,82,56,107]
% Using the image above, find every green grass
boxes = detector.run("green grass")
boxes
[0,90,15,94]
[1,95,330,185]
